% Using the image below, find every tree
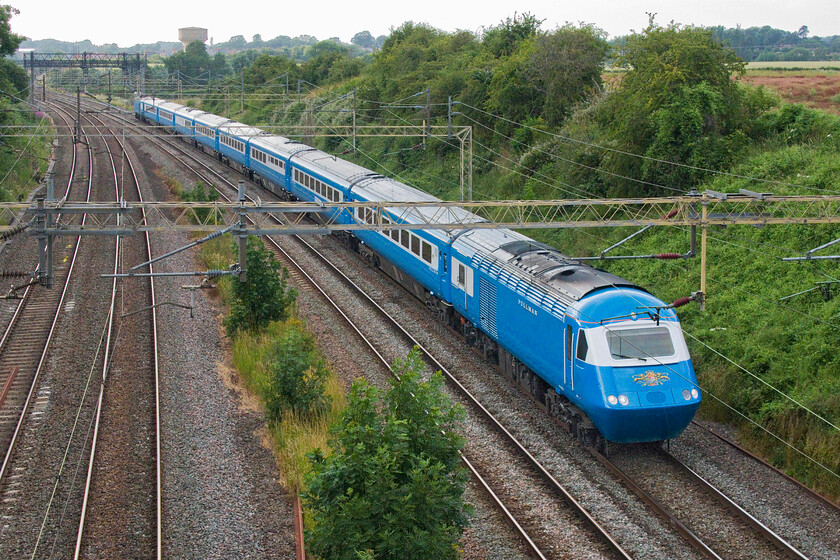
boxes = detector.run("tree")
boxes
[526,24,610,125]
[0,5,24,56]
[482,12,542,58]
[304,349,469,560]
[351,30,375,49]
[596,18,751,195]
[487,23,609,127]
[224,236,297,336]
[164,40,212,78]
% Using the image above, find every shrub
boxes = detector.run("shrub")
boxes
[304,349,469,560]
[224,236,296,335]
[263,322,330,422]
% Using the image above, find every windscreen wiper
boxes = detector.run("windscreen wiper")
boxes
[613,353,647,361]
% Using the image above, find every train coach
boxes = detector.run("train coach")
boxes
[134,95,702,446]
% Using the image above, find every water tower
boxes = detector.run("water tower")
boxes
[178,27,208,50]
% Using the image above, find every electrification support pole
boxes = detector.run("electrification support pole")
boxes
[75,87,81,144]
[237,180,247,282]
[240,71,244,113]
[45,173,54,288]
[107,70,112,105]
[352,87,357,153]
[42,74,46,102]
[458,130,465,202]
[424,88,431,148]
[700,194,708,311]
[448,96,452,138]
[28,52,34,104]
[467,127,473,201]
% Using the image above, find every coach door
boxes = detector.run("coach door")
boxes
[451,257,473,312]
[564,323,574,392]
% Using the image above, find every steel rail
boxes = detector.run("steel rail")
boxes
[661,450,810,560]
[691,420,840,511]
[64,99,162,560]
[0,103,93,485]
[115,118,553,559]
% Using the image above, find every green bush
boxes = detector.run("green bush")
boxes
[263,323,330,422]
[224,236,296,336]
[304,349,469,560]
[180,181,219,224]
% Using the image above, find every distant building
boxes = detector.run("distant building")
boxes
[178,27,208,51]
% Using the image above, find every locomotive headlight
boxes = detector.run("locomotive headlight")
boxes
[691,388,699,399]
[618,394,629,406]
[607,395,618,405]
[682,389,692,401]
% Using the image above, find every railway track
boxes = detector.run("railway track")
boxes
[106,110,634,559]
[92,97,840,559]
[596,444,809,560]
[67,94,298,559]
[0,103,90,488]
[0,96,157,560]
[60,100,162,560]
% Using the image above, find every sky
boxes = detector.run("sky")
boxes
[9,0,840,47]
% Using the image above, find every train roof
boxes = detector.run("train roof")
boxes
[456,228,642,303]
[172,105,207,119]
[193,112,230,128]
[157,101,184,113]
[219,120,265,139]
[249,135,296,154]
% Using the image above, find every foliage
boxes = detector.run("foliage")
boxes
[164,40,228,79]
[593,19,758,195]
[482,12,542,58]
[304,349,469,560]
[263,323,330,422]
[0,7,50,205]
[0,5,23,56]
[223,236,296,336]
[179,181,219,223]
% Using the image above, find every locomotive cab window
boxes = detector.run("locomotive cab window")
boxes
[576,330,588,361]
[607,327,674,360]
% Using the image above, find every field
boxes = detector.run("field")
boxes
[746,61,840,70]
[741,71,840,114]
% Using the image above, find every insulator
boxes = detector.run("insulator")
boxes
[0,270,31,278]
[204,269,229,278]
[671,296,692,308]
[661,209,679,220]
[656,253,682,260]
[0,221,31,242]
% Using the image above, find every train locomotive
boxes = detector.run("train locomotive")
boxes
[135,96,702,445]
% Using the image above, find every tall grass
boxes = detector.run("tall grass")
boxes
[231,319,346,492]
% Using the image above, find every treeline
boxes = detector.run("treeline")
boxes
[0,6,50,203]
[709,25,840,61]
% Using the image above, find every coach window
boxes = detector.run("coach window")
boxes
[390,227,400,242]
[576,330,588,361]
[401,230,410,249]
[421,241,432,263]
[411,234,420,255]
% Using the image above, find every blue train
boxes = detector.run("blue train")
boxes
[135,96,701,445]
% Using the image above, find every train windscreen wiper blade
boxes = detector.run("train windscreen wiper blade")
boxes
[613,353,647,361]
